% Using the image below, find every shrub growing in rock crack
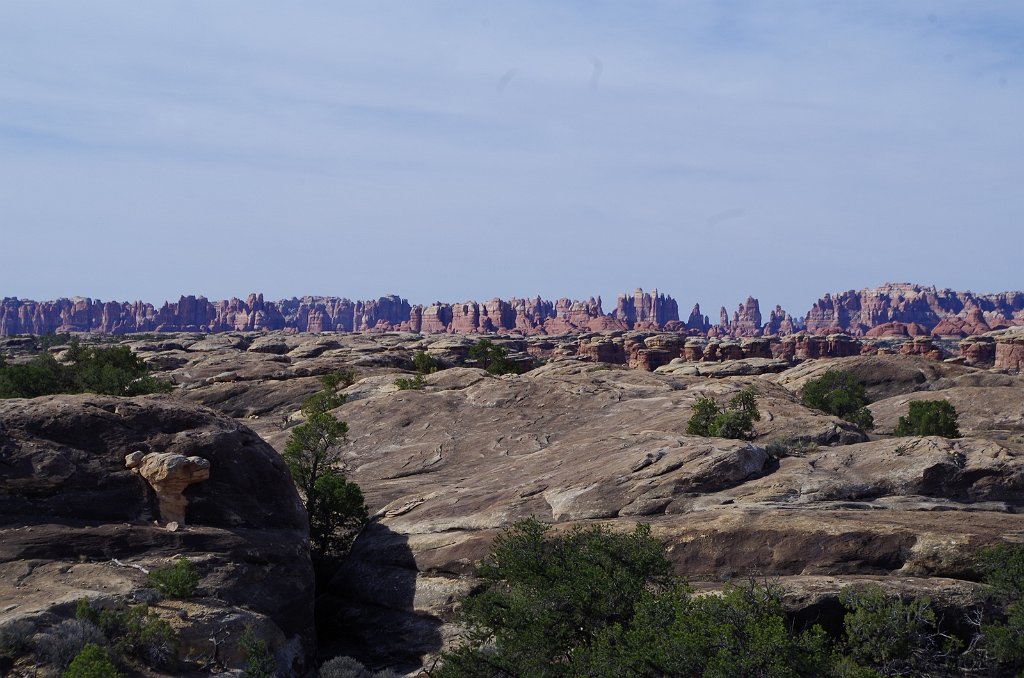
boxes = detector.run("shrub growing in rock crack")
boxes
[284,373,368,561]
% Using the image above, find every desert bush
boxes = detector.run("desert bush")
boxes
[319,655,372,677]
[37,331,71,350]
[436,518,831,677]
[413,350,440,375]
[687,396,722,436]
[239,625,276,678]
[801,370,874,430]
[300,372,349,414]
[468,339,518,375]
[333,367,358,388]
[686,388,761,440]
[64,643,122,678]
[978,543,1024,669]
[894,400,961,438]
[437,518,673,677]
[0,619,33,658]
[146,557,200,598]
[394,374,426,390]
[765,438,819,459]
[33,618,105,670]
[0,340,171,398]
[581,580,830,677]
[90,603,178,670]
[838,584,958,675]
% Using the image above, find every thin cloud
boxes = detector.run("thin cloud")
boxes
[0,1,1021,313]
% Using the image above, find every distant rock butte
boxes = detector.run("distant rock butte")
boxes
[2,283,1022,338]
[804,283,1024,337]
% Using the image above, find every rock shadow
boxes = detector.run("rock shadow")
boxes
[320,522,444,674]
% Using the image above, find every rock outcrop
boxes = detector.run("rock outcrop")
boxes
[0,396,315,674]
[286,356,1024,671]
[804,283,1024,336]
[995,329,1024,371]
[125,451,211,526]
[4,283,1021,338]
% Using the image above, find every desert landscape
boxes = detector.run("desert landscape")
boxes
[4,2,1023,675]
[2,282,1024,675]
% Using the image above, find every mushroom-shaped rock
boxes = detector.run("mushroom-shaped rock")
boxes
[127,452,211,526]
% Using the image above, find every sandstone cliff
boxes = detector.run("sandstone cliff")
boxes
[2,283,1022,339]
[804,283,1024,336]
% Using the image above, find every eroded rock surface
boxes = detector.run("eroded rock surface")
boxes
[294,356,1024,670]
[126,451,211,525]
[3,332,1024,673]
[0,396,314,674]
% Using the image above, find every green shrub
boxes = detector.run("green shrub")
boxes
[437,518,830,677]
[839,584,958,676]
[64,643,122,678]
[38,332,72,350]
[309,471,369,557]
[90,603,178,670]
[394,374,426,390]
[894,400,961,438]
[978,544,1024,669]
[686,396,722,436]
[468,339,518,375]
[686,388,761,440]
[146,557,200,598]
[0,340,171,398]
[300,372,349,414]
[801,370,874,430]
[437,518,672,677]
[413,351,440,375]
[240,625,276,678]
[285,378,367,562]
[581,580,830,677]
[333,367,358,388]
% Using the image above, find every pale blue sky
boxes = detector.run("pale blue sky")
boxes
[1,1,1021,315]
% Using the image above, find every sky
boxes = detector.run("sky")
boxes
[1,1,1022,316]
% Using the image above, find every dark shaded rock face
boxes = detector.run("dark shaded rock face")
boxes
[0,395,315,674]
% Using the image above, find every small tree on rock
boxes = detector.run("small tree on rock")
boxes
[468,339,517,375]
[284,372,368,561]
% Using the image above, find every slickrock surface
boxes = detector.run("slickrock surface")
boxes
[3,330,1024,672]
[0,396,315,674]
[290,357,1022,669]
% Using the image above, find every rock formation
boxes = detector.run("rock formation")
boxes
[995,329,1024,371]
[125,451,211,525]
[804,283,1024,336]
[0,396,315,673]
[2,283,1022,341]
